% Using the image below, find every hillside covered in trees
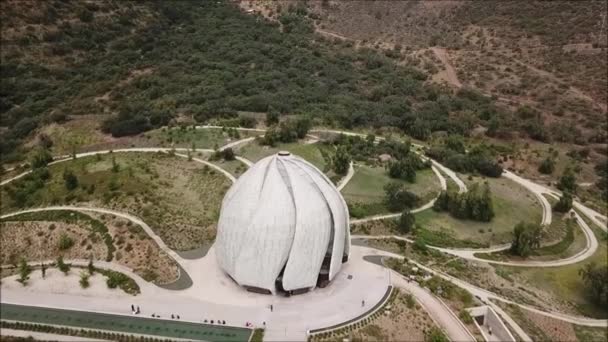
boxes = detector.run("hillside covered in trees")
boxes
[2,0,505,161]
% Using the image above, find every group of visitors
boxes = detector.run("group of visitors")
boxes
[130,305,140,315]
[203,319,227,325]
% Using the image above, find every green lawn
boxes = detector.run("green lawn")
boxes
[146,127,260,150]
[415,176,542,246]
[342,165,441,217]
[0,303,251,342]
[495,226,608,318]
[238,141,332,172]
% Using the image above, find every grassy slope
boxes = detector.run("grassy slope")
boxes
[415,175,542,246]
[496,226,608,318]
[342,166,440,217]
[238,141,331,172]
[2,153,230,250]
[146,127,260,150]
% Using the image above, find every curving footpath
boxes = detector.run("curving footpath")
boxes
[503,170,552,226]
[352,208,597,268]
[350,164,447,224]
[377,250,608,328]
[311,128,469,194]
[0,147,240,186]
[391,273,476,341]
[336,162,355,191]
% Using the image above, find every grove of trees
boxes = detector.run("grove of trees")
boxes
[426,135,502,178]
[432,182,494,222]
[578,263,608,307]
[0,1,513,166]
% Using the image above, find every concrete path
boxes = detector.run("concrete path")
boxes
[391,274,475,342]
[503,170,552,226]
[219,136,258,151]
[353,208,597,267]
[336,162,355,191]
[350,197,437,224]
[1,245,393,342]
[430,160,467,194]
[488,302,533,342]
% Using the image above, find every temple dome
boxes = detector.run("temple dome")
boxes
[215,152,350,294]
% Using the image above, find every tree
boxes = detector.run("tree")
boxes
[63,169,78,191]
[387,160,416,182]
[384,182,418,212]
[17,258,31,286]
[266,107,279,126]
[538,157,555,174]
[433,191,450,212]
[553,192,573,212]
[397,210,415,234]
[31,148,53,169]
[221,147,235,161]
[478,182,495,221]
[293,117,311,139]
[509,222,542,257]
[57,256,70,275]
[557,167,577,193]
[333,146,351,175]
[578,263,608,306]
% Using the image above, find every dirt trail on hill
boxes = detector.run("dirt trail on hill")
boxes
[316,29,352,41]
[431,47,462,88]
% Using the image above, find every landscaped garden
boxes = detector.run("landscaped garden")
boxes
[2,152,231,251]
[493,225,608,319]
[1,210,179,284]
[237,140,331,171]
[342,166,441,218]
[415,176,542,247]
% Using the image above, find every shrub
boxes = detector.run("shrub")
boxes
[538,157,555,174]
[58,233,74,250]
[17,258,32,286]
[79,271,90,288]
[57,256,70,275]
[63,169,79,190]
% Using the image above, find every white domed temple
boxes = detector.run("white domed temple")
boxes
[215,151,350,295]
